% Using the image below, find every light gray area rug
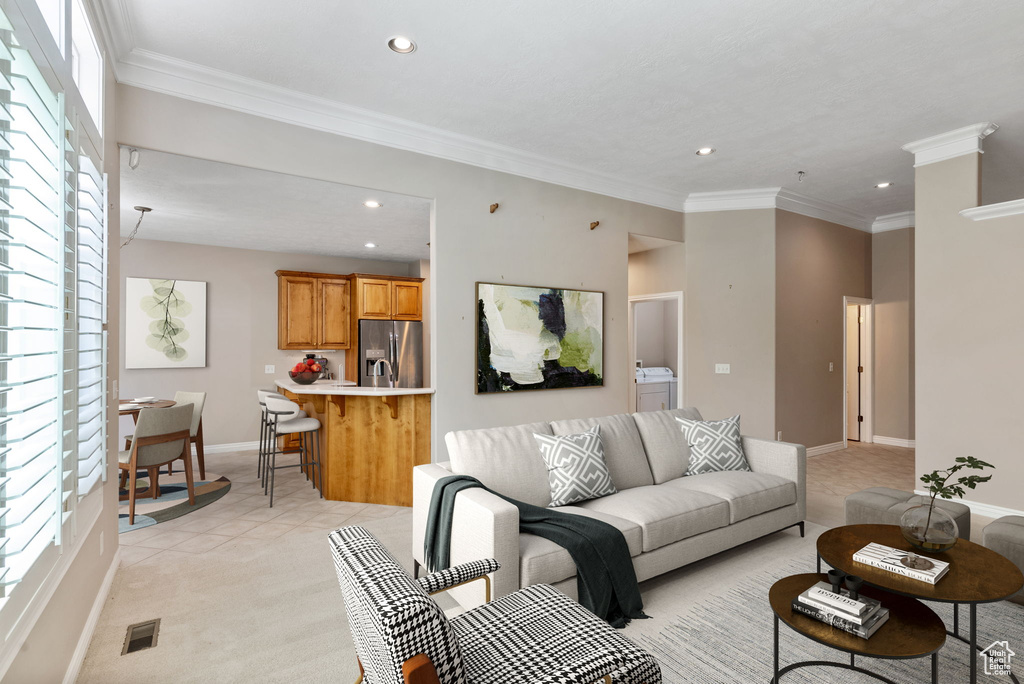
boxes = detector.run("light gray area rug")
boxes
[633,555,1024,682]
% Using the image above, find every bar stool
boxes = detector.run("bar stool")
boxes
[256,390,307,481]
[262,395,323,507]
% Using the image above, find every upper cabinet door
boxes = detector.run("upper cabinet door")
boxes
[392,281,423,320]
[319,278,352,349]
[279,275,318,349]
[356,278,392,319]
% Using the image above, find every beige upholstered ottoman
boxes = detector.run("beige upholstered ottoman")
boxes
[983,516,1024,605]
[844,487,972,541]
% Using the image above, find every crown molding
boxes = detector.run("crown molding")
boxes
[684,188,875,232]
[775,188,874,232]
[960,198,1024,221]
[112,48,684,211]
[902,122,999,168]
[871,211,915,233]
[682,188,782,213]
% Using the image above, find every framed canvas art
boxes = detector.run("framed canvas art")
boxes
[125,277,207,369]
[476,282,603,393]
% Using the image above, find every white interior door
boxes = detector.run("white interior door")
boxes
[846,304,861,440]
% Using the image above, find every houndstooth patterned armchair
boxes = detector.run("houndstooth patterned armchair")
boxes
[330,526,661,684]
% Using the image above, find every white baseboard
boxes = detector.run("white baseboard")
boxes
[806,441,846,457]
[913,490,1024,521]
[874,435,917,448]
[203,440,260,454]
[63,548,121,684]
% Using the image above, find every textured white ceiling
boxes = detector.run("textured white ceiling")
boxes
[112,0,1024,217]
[119,149,431,261]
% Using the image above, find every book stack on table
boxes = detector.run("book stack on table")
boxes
[853,542,950,584]
[791,582,890,639]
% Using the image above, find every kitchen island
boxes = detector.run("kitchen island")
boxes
[275,379,433,506]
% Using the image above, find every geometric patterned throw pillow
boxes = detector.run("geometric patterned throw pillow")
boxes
[675,414,751,476]
[533,426,617,507]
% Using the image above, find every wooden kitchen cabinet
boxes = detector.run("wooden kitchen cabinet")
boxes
[355,277,393,320]
[392,280,423,320]
[276,271,352,350]
[319,278,351,348]
[277,274,319,349]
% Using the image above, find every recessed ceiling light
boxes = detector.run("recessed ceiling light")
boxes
[388,36,416,53]
[695,147,716,156]
[364,242,377,249]
[364,200,382,208]
[875,182,893,189]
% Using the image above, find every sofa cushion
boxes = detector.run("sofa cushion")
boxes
[550,414,654,490]
[676,415,751,475]
[446,422,553,507]
[574,483,729,552]
[519,508,643,586]
[534,426,617,507]
[664,471,797,524]
[631,407,704,484]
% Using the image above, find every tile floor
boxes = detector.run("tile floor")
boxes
[805,440,994,532]
[117,449,406,567]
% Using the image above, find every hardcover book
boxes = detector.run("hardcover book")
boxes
[853,542,950,584]
[798,583,881,625]
[791,598,890,639]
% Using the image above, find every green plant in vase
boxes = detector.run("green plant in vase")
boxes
[901,456,994,552]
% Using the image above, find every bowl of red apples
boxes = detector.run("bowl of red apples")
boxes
[289,356,322,385]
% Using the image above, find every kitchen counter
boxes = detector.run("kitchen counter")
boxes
[274,379,434,396]
[275,379,431,506]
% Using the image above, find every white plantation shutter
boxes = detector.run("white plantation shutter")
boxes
[0,15,65,594]
[75,149,106,496]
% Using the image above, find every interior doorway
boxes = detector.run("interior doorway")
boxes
[628,292,684,413]
[843,296,873,445]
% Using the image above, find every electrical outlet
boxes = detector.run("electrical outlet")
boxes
[715,363,730,374]
[777,431,783,441]
[829,362,834,372]
[264,365,275,374]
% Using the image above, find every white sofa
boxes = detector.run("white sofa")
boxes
[412,407,806,608]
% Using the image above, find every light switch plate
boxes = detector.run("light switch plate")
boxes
[264,365,275,374]
[715,363,730,374]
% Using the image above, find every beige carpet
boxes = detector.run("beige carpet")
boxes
[80,510,826,683]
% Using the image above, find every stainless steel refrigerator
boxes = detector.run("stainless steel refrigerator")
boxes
[358,320,424,388]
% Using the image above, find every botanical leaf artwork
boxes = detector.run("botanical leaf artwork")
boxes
[140,279,192,361]
[125,277,206,369]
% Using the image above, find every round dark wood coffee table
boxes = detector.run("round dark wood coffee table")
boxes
[770,573,946,683]
[817,524,1024,683]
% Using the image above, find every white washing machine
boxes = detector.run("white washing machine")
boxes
[635,367,678,412]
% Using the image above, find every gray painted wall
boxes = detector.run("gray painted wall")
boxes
[684,209,776,438]
[872,227,915,441]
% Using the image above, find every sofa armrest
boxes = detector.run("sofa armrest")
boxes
[742,437,806,520]
[411,463,520,608]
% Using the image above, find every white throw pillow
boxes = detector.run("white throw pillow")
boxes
[533,426,617,507]
[675,414,751,475]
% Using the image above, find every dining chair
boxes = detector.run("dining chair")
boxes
[118,404,195,525]
[128,391,208,479]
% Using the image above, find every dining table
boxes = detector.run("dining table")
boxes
[118,398,176,423]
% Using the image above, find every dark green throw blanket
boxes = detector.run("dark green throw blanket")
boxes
[423,475,648,628]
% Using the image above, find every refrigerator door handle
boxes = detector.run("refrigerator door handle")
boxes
[390,330,397,381]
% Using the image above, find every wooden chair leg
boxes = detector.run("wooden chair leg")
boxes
[148,467,160,498]
[119,470,128,489]
[183,452,197,506]
[195,422,206,480]
[128,467,138,525]
[402,654,440,684]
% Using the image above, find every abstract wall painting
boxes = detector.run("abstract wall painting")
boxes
[476,282,603,393]
[125,277,207,369]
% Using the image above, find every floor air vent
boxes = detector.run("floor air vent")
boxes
[122,619,161,655]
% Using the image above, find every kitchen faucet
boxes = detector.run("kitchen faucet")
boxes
[372,358,394,389]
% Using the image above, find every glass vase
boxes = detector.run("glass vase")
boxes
[899,503,959,552]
